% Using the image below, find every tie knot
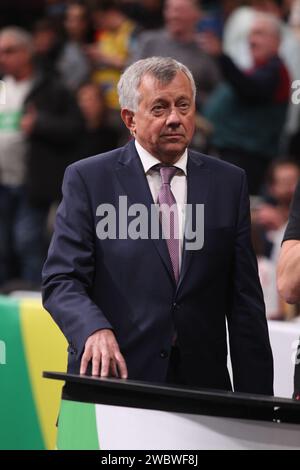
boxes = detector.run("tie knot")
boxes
[156,165,179,185]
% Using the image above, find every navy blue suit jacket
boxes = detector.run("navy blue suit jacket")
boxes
[42,140,273,394]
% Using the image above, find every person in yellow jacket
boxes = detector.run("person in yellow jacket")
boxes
[87,1,140,112]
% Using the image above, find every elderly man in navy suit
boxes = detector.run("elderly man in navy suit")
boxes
[42,57,273,394]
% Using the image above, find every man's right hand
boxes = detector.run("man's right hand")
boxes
[80,329,128,378]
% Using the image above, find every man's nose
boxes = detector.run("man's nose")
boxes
[166,108,181,127]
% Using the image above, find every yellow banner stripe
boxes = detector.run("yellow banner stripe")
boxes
[19,298,67,450]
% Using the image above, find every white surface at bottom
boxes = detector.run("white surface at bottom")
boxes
[96,404,300,450]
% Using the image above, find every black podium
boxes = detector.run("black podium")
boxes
[44,371,300,450]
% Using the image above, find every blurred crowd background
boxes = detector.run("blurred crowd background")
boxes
[0,0,300,321]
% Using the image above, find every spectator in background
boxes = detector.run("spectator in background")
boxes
[56,2,93,91]
[253,160,300,318]
[223,0,300,74]
[87,1,141,118]
[201,13,290,195]
[197,0,245,39]
[132,0,220,110]
[46,79,119,244]
[0,27,83,288]
[223,1,300,158]
[119,0,164,30]
[77,82,118,157]
[277,178,300,304]
[277,177,300,398]
[33,4,92,91]
[33,18,65,77]
[256,160,300,231]
[253,0,300,84]
[286,0,300,160]
[45,0,68,30]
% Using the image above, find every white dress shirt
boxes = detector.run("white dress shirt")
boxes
[135,139,187,270]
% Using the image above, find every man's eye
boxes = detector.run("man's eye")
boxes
[179,103,189,110]
[152,106,164,113]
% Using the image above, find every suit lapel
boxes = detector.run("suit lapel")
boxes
[176,151,211,293]
[115,141,175,283]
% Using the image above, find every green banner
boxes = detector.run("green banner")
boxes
[0,111,21,131]
[0,297,44,450]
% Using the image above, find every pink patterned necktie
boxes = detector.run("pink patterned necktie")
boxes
[156,165,180,283]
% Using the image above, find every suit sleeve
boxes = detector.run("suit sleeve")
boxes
[227,171,274,395]
[42,164,113,360]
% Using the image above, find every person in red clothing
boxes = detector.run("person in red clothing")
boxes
[201,12,291,195]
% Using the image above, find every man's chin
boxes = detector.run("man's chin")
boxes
[157,142,188,162]
[162,141,187,153]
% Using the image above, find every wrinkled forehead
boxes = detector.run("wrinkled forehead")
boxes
[136,71,194,108]
[139,70,193,92]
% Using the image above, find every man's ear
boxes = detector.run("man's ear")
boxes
[121,109,136,136]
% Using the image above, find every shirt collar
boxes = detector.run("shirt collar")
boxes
[135,139,188,176]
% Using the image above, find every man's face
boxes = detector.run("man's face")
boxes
[164,0,200,39]
[33,30,56,55]
[270,164,300,205]
[0,35,31,77]
[77,84,105,121]
[65,5,88,40]
[123,71,195,163]
[249,18,280,64]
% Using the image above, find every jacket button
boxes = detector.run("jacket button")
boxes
[68,343,77,355]
[173,302,180,310]
[160,350,169,359]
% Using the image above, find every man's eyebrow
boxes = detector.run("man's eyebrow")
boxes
[151,95,191,105]
[151,98,168,105]
[176,95,191,102]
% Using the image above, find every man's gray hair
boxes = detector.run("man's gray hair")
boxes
[252,12,282,40]
[0,27,33,53]
[117,57,196,111]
